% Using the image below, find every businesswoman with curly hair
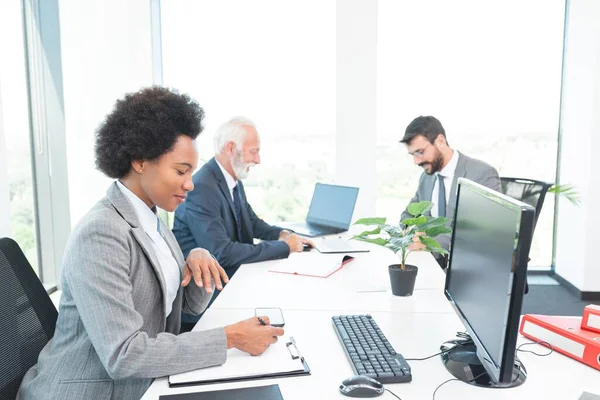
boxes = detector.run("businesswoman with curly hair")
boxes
[18,87,283,400]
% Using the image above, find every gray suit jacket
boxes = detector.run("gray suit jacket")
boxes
[18,183,227,400]
[401,152,501,251]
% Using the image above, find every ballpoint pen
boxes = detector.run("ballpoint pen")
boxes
[257,316,267,326]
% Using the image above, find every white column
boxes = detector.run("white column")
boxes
[59,0,155,225]
[336,0,378,220]
[0,80,10,237]
[554,0,600,293]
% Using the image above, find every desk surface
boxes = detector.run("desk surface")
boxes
[142,248,600,399]
[211,248,452,313]
[143,309,600,400]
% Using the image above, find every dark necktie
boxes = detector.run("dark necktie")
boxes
[438,174,446,217]
[232,185,244,241]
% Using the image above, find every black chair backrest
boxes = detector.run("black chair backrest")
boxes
[499,177,553,231]
[0,238,58,399]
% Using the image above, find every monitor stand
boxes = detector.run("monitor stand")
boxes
[439,339,527,388]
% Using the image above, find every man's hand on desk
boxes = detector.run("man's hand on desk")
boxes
[281,232,308,252]
[223,316,285,356]
[181,248,229,293]
[408,231,426,251]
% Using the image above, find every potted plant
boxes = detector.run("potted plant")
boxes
[352,201,452,296]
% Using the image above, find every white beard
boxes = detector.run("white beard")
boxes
[231,152,255,180]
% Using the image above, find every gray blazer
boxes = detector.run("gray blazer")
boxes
[401,152,501,251]
[18,183,227,400]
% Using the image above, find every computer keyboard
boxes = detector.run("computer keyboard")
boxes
[332,315,412,384]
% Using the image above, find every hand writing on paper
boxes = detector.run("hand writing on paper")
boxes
[224,316,285,356]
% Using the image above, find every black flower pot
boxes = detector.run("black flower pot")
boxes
[389,264,418,296]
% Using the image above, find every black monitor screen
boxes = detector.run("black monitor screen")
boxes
[306,183,359,229]
[445,178,534,384]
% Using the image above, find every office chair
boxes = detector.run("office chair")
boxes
[499,178,553,295]
[500,177,553,231]
[0,238,58,399]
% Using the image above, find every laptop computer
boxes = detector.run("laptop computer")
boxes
[281,183,359,237]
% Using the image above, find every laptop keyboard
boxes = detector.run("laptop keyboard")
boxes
[332,315,412,383]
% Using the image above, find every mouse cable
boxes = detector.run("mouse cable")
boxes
[385,388,402,400]
[405,332,472,361]
[432,340,554,399]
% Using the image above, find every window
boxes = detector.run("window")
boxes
[0,1,39,273]
[376,0,565,270]
[160,0,336,221]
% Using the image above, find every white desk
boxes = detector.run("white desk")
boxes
[211,248,452,313]
[143,309,600,400]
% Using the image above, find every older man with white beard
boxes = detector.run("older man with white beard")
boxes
[173,117,313,329]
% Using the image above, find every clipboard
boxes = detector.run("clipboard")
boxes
[168,336,311,388]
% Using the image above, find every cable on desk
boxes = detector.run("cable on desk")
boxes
[432,340,554,399]
[385,388,402,399]
[516,340,554,357]
[431,372,487,400]
[405,332,473,361]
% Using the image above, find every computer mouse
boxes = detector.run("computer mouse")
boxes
[302,243,312,251]
[339,375,385,398]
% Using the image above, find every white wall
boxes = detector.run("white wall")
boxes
[59,0,155,226]
[0,80,10,237]
[554,0,600,292]
[336,0,378,219]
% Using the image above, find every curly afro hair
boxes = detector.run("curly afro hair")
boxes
[95,86,205,179]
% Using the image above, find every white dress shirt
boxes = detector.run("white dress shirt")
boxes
[431,150,460,218]
[215,159,237,200]
[117,181,180,317]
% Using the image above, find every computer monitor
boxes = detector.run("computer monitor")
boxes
[442,178,535,388]
[305,183,359,230]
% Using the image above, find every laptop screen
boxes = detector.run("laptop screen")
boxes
[305,183,359,229]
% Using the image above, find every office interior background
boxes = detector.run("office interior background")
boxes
[0,0,598,299]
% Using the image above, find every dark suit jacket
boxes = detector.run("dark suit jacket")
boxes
[401,151,501,251]
[173,158,289,276]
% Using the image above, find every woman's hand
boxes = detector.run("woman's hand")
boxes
[181,248,229,293]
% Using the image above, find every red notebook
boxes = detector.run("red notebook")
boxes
[520,314,600,371]
[268,254,354,278]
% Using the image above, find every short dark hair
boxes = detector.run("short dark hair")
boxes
[95,86,205,179]
[400,116,446,145]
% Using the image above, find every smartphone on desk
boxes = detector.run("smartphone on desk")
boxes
[255,307,285,327]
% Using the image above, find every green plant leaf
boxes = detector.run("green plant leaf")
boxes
[401,215,427,226]
[353,217,387,226]
[424,225,452,237]
[389,236,413,248]
[420,216,451,229]
[354,237,389,247]
[425,246,449,255]
[407,201,433,217]
[383,225,404,236]
[548,184,580,206]
[418,237,448,254]
[350,226,382,238]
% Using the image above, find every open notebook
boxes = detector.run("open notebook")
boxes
[169,336,310,387]
[268,253,354,278]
